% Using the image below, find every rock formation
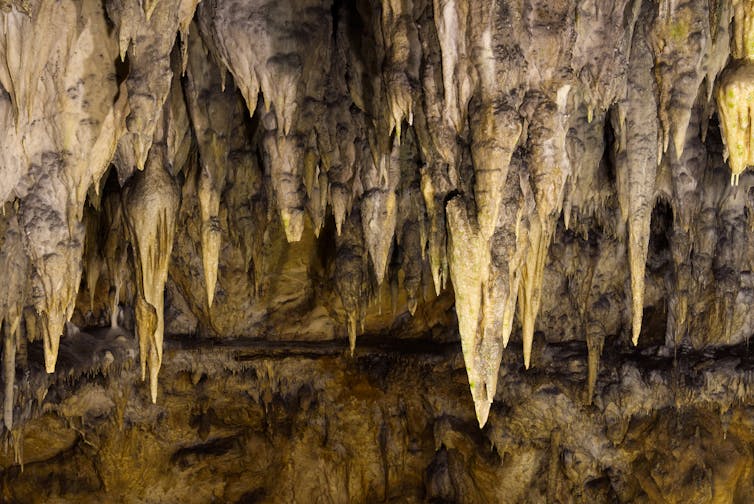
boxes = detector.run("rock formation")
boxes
[1,0,754,501]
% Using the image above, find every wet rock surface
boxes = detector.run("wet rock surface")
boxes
[3,328,754,502]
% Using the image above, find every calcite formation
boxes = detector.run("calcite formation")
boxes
[1,0,754,501]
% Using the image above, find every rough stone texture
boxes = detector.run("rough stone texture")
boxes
[1,0,754,501]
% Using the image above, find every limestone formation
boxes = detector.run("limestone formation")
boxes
[0,0,754,500]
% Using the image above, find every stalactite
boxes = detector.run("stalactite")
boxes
[517,92,570,368]
[185,26,235,307]
[103,190,130,329]
[122,146,180,402]
[586,322,605,406]
[517,215,547,369]
[564,99,614,239]
[420,162,451,296]
[446,195,496,426]
[304,139,328,237]
[3,321,16,430]
[316,19,359,238]
[489,154,529,351]
[432,0,471,133]
[399,221,422,316]
[616,13,660,346]
[651,1,709,159]
[717,65,754,185]
[334,210,366,354]
[11,426,23,471]
[716,1,754,185]
[361,138,401,284]
[380,0,418,139]
[263,126,307,242]
[0,206,27,389]
[666,98,705,349]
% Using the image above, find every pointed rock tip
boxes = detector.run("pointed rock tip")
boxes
[150,365,159,403]
[370,250,389,286]
[632,311,642,346]
[347,314,357,356]
[44,342,58,374]
[474,398,491,428]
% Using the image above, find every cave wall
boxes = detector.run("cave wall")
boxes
[1,0,754,501]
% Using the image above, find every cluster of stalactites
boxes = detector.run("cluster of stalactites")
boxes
[0,0,127,384]
[0,0,191,407]
[0,0,747,431]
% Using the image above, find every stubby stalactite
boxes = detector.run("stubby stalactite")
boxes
[717,1,754,185]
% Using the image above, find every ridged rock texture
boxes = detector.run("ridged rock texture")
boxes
[2,0,754,501]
